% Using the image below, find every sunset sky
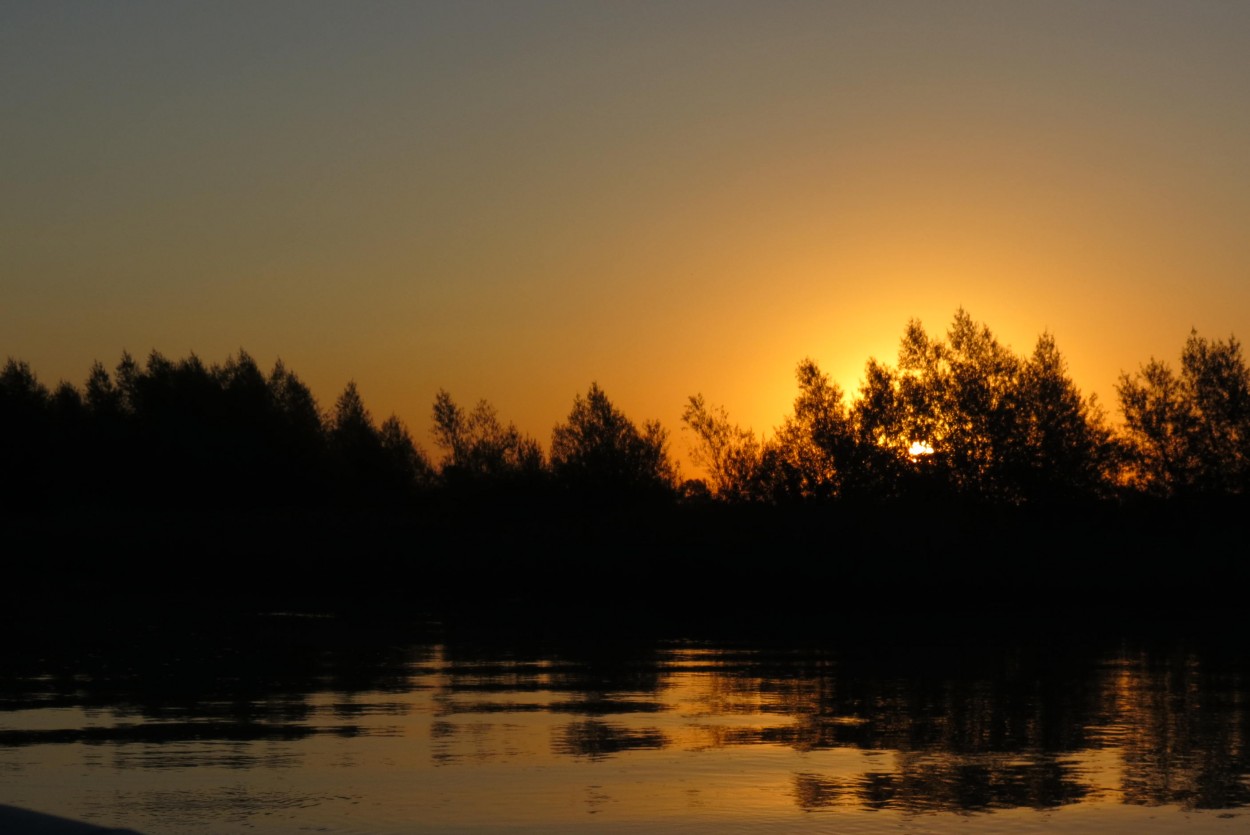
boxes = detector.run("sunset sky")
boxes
[5,1,1249,468]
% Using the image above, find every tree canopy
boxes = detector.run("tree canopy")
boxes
[686,310,1116,504]
[3,315,1246,514]
[1117,331,1250,496]
[852,311,1115,502]
[551,383,676,498]
[430,389,544,487]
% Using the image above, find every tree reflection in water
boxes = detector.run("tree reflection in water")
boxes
[553,720,669,760]
[3,613,1249,830]
[422,632,1250,815]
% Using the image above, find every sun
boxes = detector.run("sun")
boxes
[908,441,934,457]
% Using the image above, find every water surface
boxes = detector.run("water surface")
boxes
[2,612,1247,833]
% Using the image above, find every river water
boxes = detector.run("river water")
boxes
[2,610,1247,833]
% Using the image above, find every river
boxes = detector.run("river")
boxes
[1,609,1247,833]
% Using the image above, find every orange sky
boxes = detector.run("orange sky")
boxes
[4,1,1249,472]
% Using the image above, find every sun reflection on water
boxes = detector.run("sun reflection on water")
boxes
[2,629,1249,833]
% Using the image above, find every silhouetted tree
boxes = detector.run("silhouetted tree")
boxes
[1016,333,1117,499]
[853,310,1112,502]
[256,359,329,504]
[331,381,378,454]
[681,394,768,501]
[114,351,142,416]
[44,381,87,503]
[84,361,123,417]
[431,389,544,486]
[683,362,861,503]
[75,360,131,501]
[216,350,271,427]
[379,415,435,494]
[1118,331,1250,496]
[1181,332,1250,492]
[550,383,676,498]
[328,381,387,503]
[122,351,225,503]
[2,349,441,516]
[268,360,325,453]
[207,350,279,495]
[0,359,51,413]
[0,359,53,506]
[769,359,857,501]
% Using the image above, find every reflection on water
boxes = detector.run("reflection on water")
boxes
[1,614,1248,832]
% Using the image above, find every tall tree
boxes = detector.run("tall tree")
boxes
[1181,332,1250,493]
[330,381,378,454]
[0,359,53,506]
[1016,333,1116,499]
[431,390,543,484]
[854,310,1111,502]
[551,383,676,497]
[379,415,435,492]
[770,360,856,501]
[681,394,768,501]
[1118,331,1250,495]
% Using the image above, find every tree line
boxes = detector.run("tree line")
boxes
[0,350,676,512]
[686,309,1249,503]
[2,309,1247,513]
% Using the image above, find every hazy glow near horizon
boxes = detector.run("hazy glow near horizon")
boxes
[4,1,1249,470]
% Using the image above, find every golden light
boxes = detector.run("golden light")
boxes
[908,441,934,457]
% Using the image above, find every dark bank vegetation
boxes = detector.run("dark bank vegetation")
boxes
[3,310,1247,615]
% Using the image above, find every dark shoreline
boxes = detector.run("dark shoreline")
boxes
[7,496,1247,632]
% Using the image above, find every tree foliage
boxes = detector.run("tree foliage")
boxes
[855,311,1021,499]
[551,383,676,497]
[686,310,1115,504]
[1117,331,1250,496]
[328,381,432,502]
[851,310,1114,502]
[768,360,856,501]
[684,362,860,503]
[4,317,1246,515]
[0,350,443,510]
[430,389,543,485]
[1017,333,1117,499]
[681,394,768,501]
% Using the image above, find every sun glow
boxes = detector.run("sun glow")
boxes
[908,441,934,457]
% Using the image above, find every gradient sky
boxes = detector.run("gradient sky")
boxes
[4,0,1249,469]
